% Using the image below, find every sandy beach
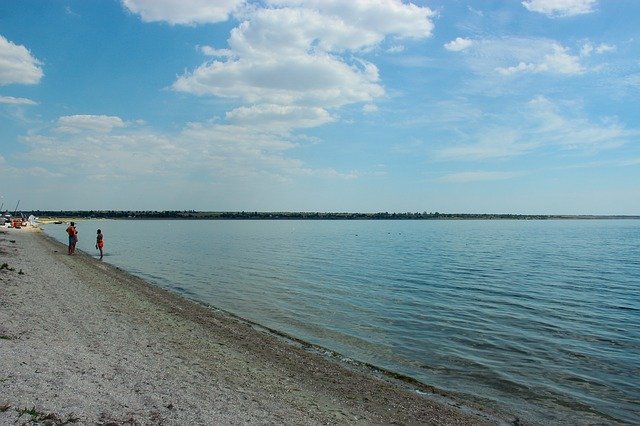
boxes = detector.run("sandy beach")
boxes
[0,226,511,425]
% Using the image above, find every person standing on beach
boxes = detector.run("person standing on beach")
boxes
[66,222,78,254]
[96,229,104,260]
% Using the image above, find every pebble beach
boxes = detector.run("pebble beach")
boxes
[0,226,509,425]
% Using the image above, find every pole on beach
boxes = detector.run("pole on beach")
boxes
[13,200,20,215]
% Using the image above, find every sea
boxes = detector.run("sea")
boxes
[44,219,640,424]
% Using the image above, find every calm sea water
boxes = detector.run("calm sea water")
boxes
[45,219,640,424]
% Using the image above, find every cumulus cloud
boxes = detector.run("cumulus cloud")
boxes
[495,44,583,75]
[226,104,335,131]
[445,37,474,52]
[581,42,616,57]
[174,53,384,107]
[172,0,434,133]
[265,0,435,43]
[522,0,597,17]
[121,0,244,25]
[0,35,43,85]
[0,96,37,105]
[111,1,435,186]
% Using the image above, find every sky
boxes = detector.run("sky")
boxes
[1,0,639,214]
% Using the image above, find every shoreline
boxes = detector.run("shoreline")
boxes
[1,226,512,424]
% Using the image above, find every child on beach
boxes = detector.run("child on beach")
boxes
[96,229,104,260]
[66,222,78,254]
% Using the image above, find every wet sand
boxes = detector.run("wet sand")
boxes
[0,227,510,424]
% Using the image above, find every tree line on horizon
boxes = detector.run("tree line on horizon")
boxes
[25,210,636,220]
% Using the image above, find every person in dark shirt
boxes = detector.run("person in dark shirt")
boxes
[66,222,78,255]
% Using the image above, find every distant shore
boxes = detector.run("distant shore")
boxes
[0,227,510,424]
[28,210,640,223]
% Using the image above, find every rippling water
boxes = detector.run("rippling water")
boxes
[45,219,640,424]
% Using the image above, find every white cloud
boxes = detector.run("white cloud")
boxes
[55,115,126,133]
[15,112,358,186]
[438,171,521,183]
[522,0,597,17]
[437,96,637,161]
[445,37,474,52]
[0,158,63,179]
[495,62,537,75]
[225,104,335,130]
[362,103,378,113]
[265,0,435,44]
[581,42,616,57]
[525,96,633,151]
[495,44,583,75]
[449,38,591,79]
[595,43,616,54]
[541,45,584,73]
[228,2,433,59]
[180,120,297,152]
[387,45,405,53]
[173,120,359,180]
[580,43,594,57]
[24,119,189,179]
[173,0,434,134]
[121,0,244,25]
[199,45,233,57]
[439,129,533,160]
[0,96,37,105]
[72,1,436,189]
[0,35,43,85]
[174,54,384,107]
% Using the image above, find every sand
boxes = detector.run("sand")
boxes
[0,226,511,425]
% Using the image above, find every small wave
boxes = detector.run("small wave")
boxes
[611,305,639,312]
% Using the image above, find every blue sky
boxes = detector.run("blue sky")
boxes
[1,0,639,214]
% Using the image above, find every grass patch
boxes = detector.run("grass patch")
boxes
[0,263,22,274]
[15,406,39,422]
[15,406,79,425]
[0,263,15,271]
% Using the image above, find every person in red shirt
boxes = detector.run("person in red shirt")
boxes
[96,229,104,260]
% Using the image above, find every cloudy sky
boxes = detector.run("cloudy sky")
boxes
[1,0,639,214]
